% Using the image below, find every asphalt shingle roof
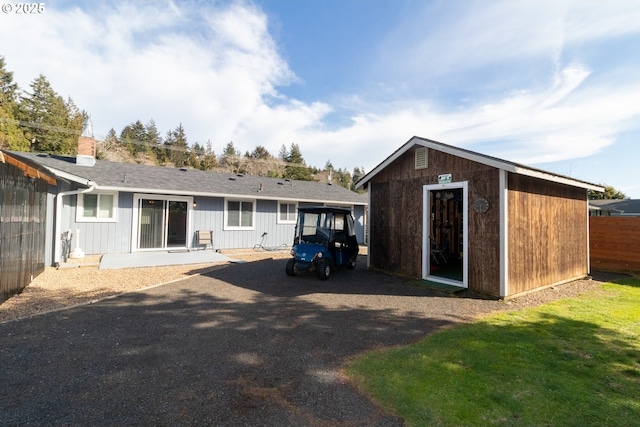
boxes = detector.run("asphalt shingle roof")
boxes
[589,199,640,214]
[6,151,367,205]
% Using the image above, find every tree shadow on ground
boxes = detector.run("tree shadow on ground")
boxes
[1,266,487,426]
[366,311,640,426]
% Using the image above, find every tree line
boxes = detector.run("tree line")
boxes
[0,55,365,191]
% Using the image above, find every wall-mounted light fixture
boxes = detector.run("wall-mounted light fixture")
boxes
[192,201,197,208]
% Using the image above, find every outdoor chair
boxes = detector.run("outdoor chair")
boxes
[196,230,213,250]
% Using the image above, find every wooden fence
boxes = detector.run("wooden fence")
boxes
[0,160,49,303]
[590,216,640,274]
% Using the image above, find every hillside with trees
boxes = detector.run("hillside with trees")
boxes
[0,55,364,192]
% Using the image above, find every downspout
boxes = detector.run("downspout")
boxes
[53,184,95,267]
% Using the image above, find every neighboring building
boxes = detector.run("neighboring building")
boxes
[589,199,640,217]
[356,136,603,298]
[1,131,366,268]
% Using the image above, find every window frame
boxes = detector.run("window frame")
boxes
[76,191,118,223]
[277,201,298,224]
[224,198,256,230]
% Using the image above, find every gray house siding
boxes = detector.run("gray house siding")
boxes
[189,198,365,251]
[60,192,133,257]
[193,198,295,250]
[191,196,224,248]
[353,204,366,244]
[42,190,366,264]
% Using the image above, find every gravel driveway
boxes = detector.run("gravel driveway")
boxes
[0,257,602,426]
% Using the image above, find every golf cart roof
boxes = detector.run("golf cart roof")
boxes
[297,206,353,214]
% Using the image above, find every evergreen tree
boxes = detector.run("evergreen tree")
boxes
[165,123,189,167]
[103,128,118,146]
[18,74,77,154]
[0,56,19,105]
[200,141,218,170]
[335,167,352,189]
[247,145,272,160]
[352,166,366,192]
[0,56,27,150]
[244,145,275,176]
[220,141,243,173]
[278,144,288,161]
[120,120,148,156]
[96,128,119,160]
[64,97,86,152]
[588,184,627,200]
[145,119,164,163]
[284,143,313,181]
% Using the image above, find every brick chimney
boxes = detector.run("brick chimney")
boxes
[76,118,96,167]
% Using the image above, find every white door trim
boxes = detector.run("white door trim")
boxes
[422,181,468,288]
[131,193,194,252]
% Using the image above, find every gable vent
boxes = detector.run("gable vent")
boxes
[415,147,428,170]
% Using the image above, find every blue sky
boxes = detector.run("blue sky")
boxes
[1,0,639,196]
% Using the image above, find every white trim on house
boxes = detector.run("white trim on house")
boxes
[223,198,256,231]
[366,189,371,268]
[499,170,509,297]
[131,193,194,252]
[40,166,95,187]
[586,199,591,274]
[422,181,469,289]
[76,191,119,223]
[277,201,297,224]
[93,185,358,206]
[356,136,604,193]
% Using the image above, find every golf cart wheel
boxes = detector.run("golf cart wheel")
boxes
[285,258,298,276]
[346,257,357,270]
[316,260,331,280]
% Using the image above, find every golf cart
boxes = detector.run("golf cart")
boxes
[285,206,359,280]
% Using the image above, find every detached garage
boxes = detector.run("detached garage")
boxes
[356,136,603,298]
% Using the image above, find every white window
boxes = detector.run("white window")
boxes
[225,199,255,230]
[77,192,118,222]
[278,202,297,224]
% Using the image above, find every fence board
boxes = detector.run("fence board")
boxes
[1,160,48,303]
[589,216,640,273]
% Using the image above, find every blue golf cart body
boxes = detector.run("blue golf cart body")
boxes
[285,206,359,280]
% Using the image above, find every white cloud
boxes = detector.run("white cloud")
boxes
[0,1,305,149]
[0,0,639,185]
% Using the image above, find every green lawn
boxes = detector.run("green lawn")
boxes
[346,277,640,427]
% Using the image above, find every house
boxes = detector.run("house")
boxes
[355,136,603,298]
[589,199,640,217]
[1,129,367,268]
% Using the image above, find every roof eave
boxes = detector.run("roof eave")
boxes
[94,185,367,205]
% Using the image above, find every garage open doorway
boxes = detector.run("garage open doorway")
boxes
[423,182,468,288]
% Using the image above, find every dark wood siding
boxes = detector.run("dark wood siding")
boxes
[590,216,640,273]
[369,145,501,294]
[0,161,49,303]
[467,167,501,295]
[507,174,588,295]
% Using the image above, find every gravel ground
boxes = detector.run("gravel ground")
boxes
[0,250,291,324]
[0,255,628,426]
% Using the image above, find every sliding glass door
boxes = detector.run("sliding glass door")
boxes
[136,196,191,250]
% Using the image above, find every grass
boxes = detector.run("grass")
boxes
[346,277,640,427]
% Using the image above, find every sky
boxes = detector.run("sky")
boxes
[1,0,639,197]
